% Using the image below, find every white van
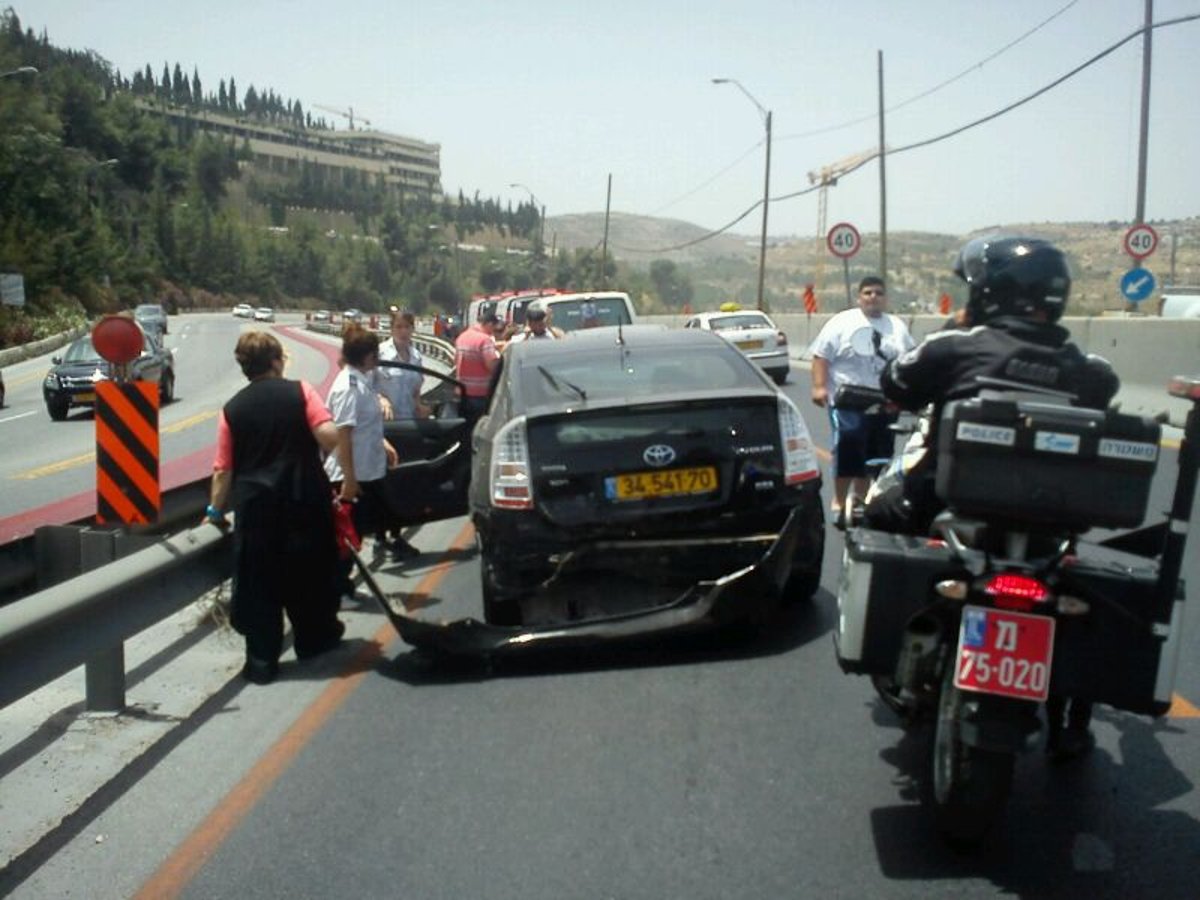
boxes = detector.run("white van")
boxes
[528,291,637,333]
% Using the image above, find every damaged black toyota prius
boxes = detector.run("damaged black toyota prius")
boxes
[377,325,825,655]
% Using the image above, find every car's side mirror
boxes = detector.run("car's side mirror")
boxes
[51,356,62,364]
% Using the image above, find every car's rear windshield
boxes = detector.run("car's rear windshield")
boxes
[135,305,163,315]
[543,298,632,332]
[708,313,772,331]
[520,344,761,407]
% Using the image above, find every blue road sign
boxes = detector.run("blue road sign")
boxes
[1120,267,1156,303]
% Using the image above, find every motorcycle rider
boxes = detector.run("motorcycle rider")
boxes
[865,235,1120,759]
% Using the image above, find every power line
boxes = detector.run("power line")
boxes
[646,138,764,217]
[618,12,1200,255]
[775,0,1083,143]
[888,11,1200,158]
[628,0,1080,243]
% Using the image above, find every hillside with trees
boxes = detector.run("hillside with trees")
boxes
[0,9,623,348]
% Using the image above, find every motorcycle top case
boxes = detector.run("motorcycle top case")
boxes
[935,398,1160,529]
[836,528,957,676]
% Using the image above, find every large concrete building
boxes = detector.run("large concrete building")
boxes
[141,102,442,200]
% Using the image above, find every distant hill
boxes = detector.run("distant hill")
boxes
[546,212,755,265]
[547,212,1200,314]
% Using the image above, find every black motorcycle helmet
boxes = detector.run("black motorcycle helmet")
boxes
[954,236,1071,324]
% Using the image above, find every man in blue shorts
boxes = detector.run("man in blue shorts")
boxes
[809,276,914,524]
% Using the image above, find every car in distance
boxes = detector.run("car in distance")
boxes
[43,323,175,421]
[0,368,5,408]
[253,307,275,323]
[343,308,363,323]
[526,291,637,333]
[313,309,331,323]
[684,309,790,384]
[134,303,169,336]
[232,303,254,318]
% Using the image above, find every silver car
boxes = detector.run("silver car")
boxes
[685,309,790,384]
[134,303,169,336]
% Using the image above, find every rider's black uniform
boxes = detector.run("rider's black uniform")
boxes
[864,315,1119,534]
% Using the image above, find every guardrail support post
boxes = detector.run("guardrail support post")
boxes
[80,530,125,712]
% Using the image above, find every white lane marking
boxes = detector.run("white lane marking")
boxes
[0,410,36,425]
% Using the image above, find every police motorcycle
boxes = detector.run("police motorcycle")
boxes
[835,375,1198,847]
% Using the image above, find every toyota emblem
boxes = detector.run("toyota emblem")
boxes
[643,444,676,468]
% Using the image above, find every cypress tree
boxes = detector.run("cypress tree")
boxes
[192,67,201,107]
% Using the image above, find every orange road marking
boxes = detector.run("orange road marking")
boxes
[1169,693,1200,718]
[134,520,476,900]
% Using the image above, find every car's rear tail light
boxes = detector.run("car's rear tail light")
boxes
[777,396,820,485]
[777,331,788,346]
[983,572,1052,612]
[490,416,533,509]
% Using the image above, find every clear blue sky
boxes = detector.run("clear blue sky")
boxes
[20,0,1200,242]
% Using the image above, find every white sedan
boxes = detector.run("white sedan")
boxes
[684,309,790,384]
[232,303,254,318]
[253,307,275,322]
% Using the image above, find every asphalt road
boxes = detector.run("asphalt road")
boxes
[0,313,338,530]
[4,362,1199,900]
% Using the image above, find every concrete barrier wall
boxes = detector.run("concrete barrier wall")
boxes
[0,328,87,368]
[643,314,1199,426]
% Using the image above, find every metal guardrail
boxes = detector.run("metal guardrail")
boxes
[303,320,456,369]
[0,336,458,711]
[0,522,230,712]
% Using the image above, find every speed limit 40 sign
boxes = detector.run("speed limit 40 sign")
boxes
[1124,224,1158,260]
[827,222,861,259]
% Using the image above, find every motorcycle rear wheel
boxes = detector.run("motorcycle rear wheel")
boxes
[931,665,1015,849]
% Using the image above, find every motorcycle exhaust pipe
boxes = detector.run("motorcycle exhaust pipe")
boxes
[895,614,943,692]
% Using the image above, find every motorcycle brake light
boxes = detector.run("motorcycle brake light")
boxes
[984,573,1052,611]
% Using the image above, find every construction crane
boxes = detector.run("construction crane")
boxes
[313,104,372,131]
[807,147,882,298]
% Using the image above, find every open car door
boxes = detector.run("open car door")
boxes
[378,360,471,526]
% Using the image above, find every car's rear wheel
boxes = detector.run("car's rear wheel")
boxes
[160,370,175,404]
[47,399,69,421]
[770,368,789,385]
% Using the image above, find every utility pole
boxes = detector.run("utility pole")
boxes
[877,50,888,281]
[758,110,772,312]
[601,173,612,288]
[1135,0,1153,224]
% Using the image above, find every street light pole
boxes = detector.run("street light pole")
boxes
[713,78,771,311]
[509,182,544,249]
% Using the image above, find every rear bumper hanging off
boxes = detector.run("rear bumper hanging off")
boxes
[365,507,805,658]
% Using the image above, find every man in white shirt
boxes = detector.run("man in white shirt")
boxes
[810,276,914,521]
[325,325,399,585]
[507,305,561,342]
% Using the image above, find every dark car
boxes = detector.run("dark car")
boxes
[0,368,5,408]
[43,324,175,420]
[134,303,168,336]
[375,326,825,650]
